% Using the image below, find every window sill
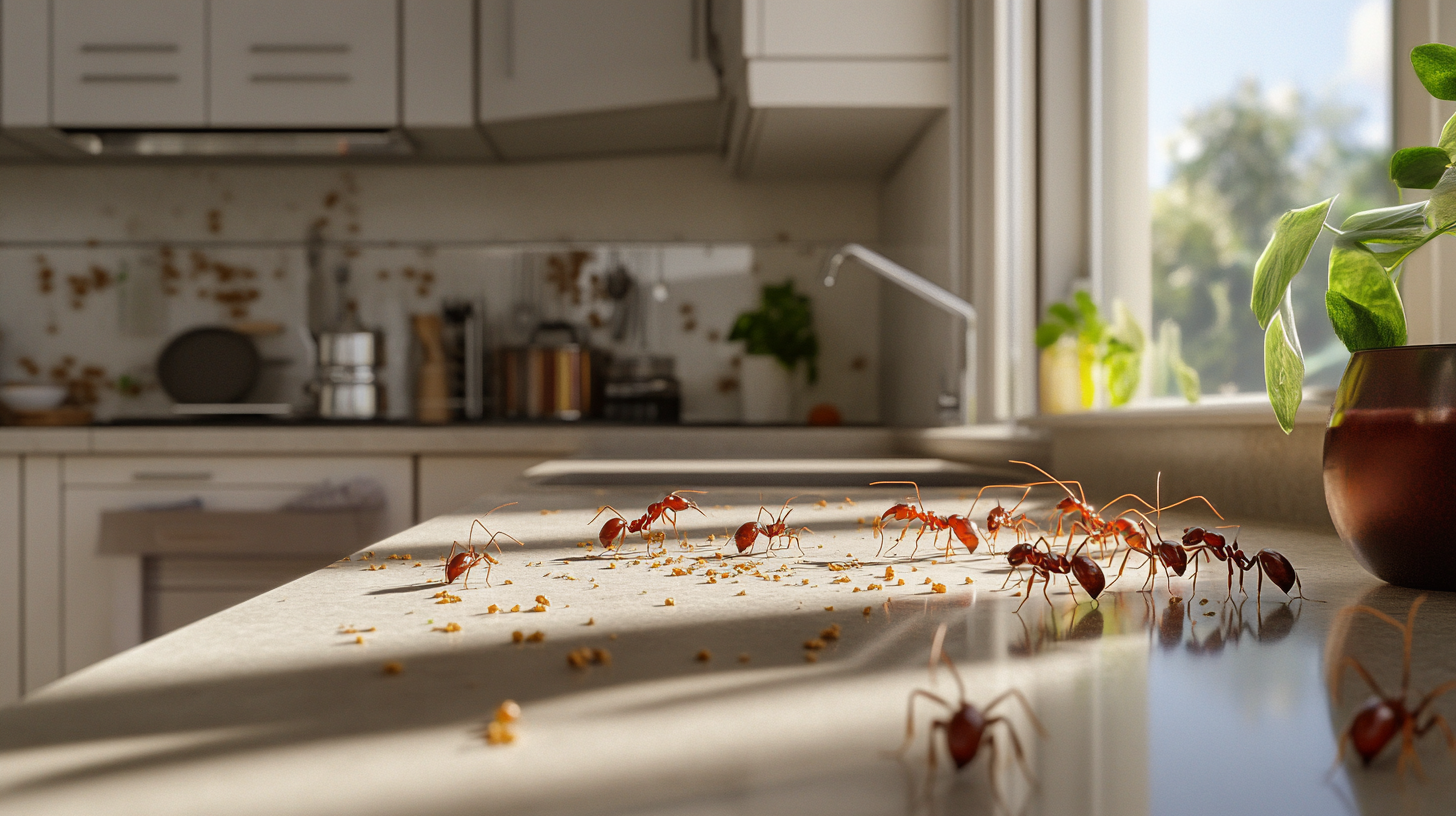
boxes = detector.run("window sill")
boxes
[1020,392,1334,430]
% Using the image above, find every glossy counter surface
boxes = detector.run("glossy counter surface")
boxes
[0,485,1438,816]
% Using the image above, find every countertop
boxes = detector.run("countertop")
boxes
[0,483,1438,816]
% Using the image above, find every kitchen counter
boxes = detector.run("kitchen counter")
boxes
[0,482,1440,815]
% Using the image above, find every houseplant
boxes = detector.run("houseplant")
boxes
[729,281,818,423]
[1035,292,1197,412]
[1253,42,1456,589]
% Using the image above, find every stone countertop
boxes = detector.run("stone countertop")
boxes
[0,484,1440,816]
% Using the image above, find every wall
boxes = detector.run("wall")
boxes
[0,153,884,423]
[877,113,955,427]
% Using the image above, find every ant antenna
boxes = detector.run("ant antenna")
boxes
[1010,460,1085,504]
[870,481,925,513]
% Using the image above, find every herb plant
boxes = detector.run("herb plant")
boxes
[1253,42,1456,433]
[730,281,819,384]
[1036,292,1159,407]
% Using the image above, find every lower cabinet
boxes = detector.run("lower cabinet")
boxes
[416,455,548,521]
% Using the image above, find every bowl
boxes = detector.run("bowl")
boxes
[0,383,68,412]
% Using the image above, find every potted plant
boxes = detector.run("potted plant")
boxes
[729,281,818,423]
[1253,42,1456,589]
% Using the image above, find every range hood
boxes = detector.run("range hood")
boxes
[63,130,415,158]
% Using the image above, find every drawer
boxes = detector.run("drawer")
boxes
[63,456,410,488]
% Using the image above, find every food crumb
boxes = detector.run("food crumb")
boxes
[803,638,826,650]
[536,595,551,606]
[931,583,947,594]
[510,604,521,613]
[738,653,751,663]
[434,622,462,633]
[609,633,618,640]
[695,649,712,663]
[862,606,872,617]
[897,578,905,586]
[586,617,595,626]
[884,566,895,580]
[503,580,514,585]
[381,661,403,675]
[354,635,364,644]
[529,604,548,613]
[525,631,545,643]
[820,624,841,640]
[487,604,500,613]
[824,606,834,611]
[512,630,525,643]
[485,722,515,745]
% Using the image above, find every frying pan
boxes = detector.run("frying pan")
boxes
[157,327,260,404]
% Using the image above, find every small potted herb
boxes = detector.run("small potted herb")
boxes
[1036,293,1196,412]
[1252,42,1456,589]
[729,281,818,423]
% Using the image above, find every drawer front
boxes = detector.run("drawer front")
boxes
[63,455,408,489]
[209,0,399,127]
[52,0,207,127]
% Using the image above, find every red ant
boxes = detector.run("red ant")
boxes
[591,490,707,557]
[444,502,523,589]
[1001,537,1106,611]
[871,481,980,559]
[965,480,1061,554]
[1180,526,1315,603]
[733,496,812,556]
[1008,461,1174,560]
[896,623,1045,805]
[1330,595,1456,775]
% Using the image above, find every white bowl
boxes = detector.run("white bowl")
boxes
[0,383,68,412]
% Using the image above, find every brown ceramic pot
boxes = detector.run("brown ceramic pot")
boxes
[1323,344,1456,590]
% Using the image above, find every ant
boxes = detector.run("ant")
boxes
[895,623,1045,806]
[591,490,707,557]
[1001,536,1106,612]
[1180,526,1314,603]
[1330,595,1456,776]
[444,502,523,589]
[1095,474,1222,593]
[871,480,980,560]
[733,496,811,556]
[966,480,1065,554]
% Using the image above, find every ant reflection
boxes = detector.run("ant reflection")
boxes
[1007,593,1303,659]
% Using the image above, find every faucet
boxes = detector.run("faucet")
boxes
[824,244,977,424]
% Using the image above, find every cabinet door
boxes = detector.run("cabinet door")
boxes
[51,0,207,127]
[0,457,19,706]
[478,0,718,122]
[750,0,949,58]
[209,0,399,127]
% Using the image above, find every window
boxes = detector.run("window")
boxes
[1147,0,1393,396]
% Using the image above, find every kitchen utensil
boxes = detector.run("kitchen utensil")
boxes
[603,355,680,423]
[604,254,636,342]
[413,314,450,424]
[307,326,387,420]
[496,321,603,420]
[157,327,261,404]
[442,299,486,420]
[0,382,68,412]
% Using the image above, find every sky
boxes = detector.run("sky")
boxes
[1148,0,1391,186]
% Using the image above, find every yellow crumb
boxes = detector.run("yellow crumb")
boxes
[931,583,947,594]
[487,604,500,613]
[664,598,676,606]
[824,606,834,611]
[695,649,712,662]
[510,604,521,612]
[484,722,515,745]
[381,661,403,675]
[434,622,462,633]
[862,606,872,617]
[512,630,525,643]
[525,631,545,643]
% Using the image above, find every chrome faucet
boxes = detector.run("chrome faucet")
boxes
[824,244,977,424]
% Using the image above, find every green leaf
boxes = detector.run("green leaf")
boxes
[1429,166,1456,229]
[1048,302,1078,326]
[1106,350,1141,407]
[1035,321,1067,349]
[1105,300,1146,354]
[1440,111,1456,160]
[1340,201,1427,232]
[1072,291,1105,344]
[1390,146,1450,189]
[1263,298,1304,435]
[1326,239,1407,352]
[1251,197,1334,329]
[1412,43,1456,101]
[1326,291,1407,352]
[1173,361,1200,404]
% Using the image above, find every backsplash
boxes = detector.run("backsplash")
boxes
[0,157,882,423]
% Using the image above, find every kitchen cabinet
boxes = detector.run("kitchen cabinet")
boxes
[51,0,208,128]
[208,0,399,128]
[417,455,550,521]
[19,455,412,690]
[0,457,19,706]
[723,0,951,178]
[477,0,722,160]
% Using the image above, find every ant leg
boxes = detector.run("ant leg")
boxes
[893,689,955,756]
[926,720,947,791]
[985,717,1036,787]
[1399,721,1427,780]
[983,688,1049,738]
[983,734,1007,812]
[1329,656,1391,704]
[1016,573,1037,612]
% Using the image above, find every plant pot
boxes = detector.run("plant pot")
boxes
[1323,344,1456,590]
[739,354,793,424]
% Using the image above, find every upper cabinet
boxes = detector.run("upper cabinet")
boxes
[209,0,399,128]
[51,0,207,128]
[477,0,723,160]
[724,0,951,178]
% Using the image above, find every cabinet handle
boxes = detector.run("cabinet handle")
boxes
[250,43,350,55]
[81,73,179,84]
[132,471,213,481]
[81,43,178,54]
[250,73,351,84]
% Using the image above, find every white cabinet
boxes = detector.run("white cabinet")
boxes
[0,457,20,706]
[417,455,548,521]
[478,0,721,160]
[724,0,951,178]
[51,0,208,127]
[18,455,412,691]
[209,0,399,127]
